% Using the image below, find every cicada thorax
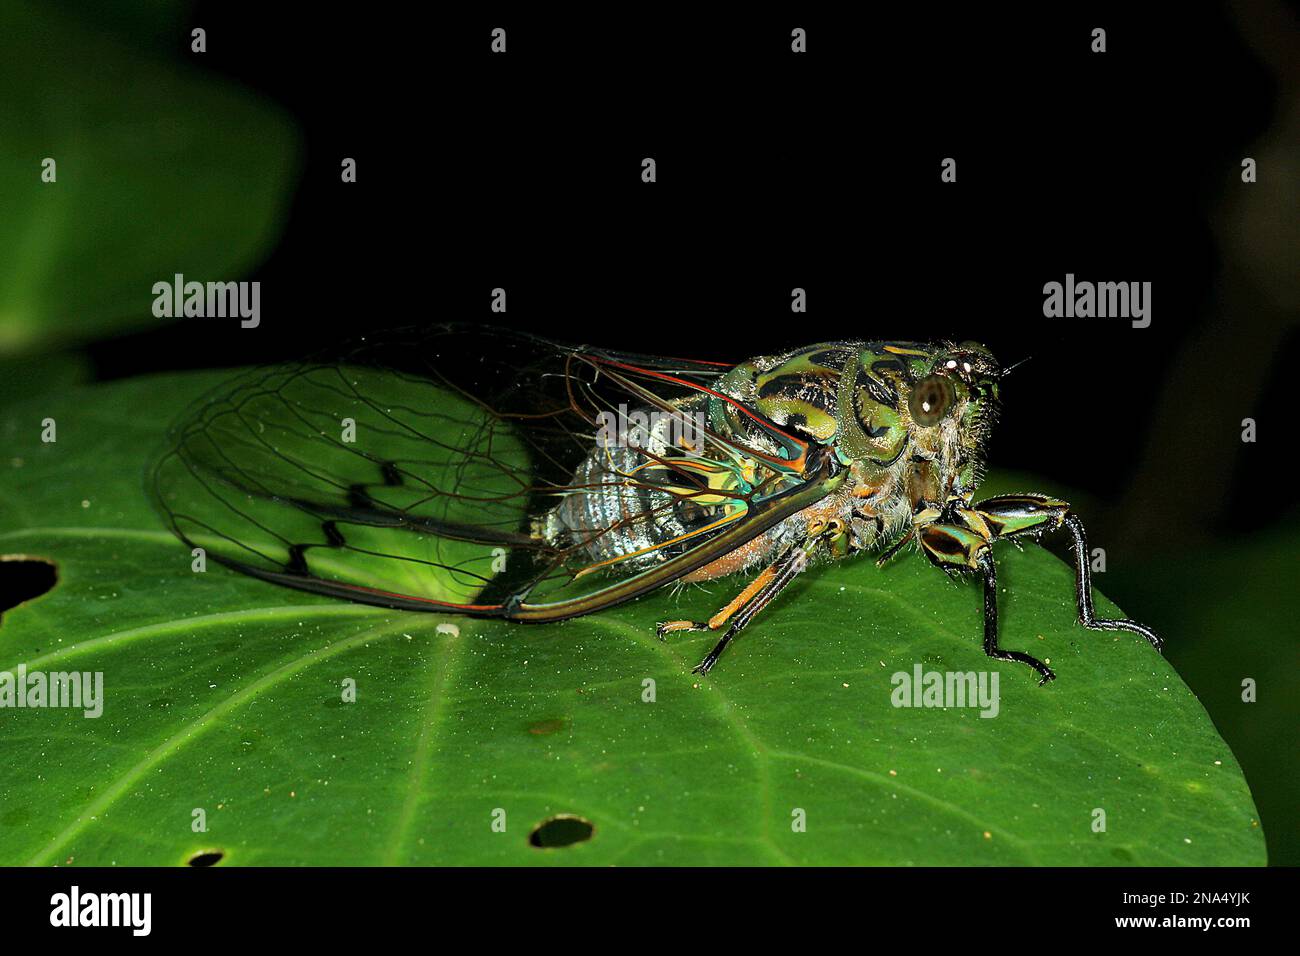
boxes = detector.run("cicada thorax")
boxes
[721,343,854,444]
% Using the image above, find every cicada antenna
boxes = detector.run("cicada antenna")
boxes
[1000,355,1032,378]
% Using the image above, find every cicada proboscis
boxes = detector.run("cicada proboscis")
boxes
[151,325,1162,682]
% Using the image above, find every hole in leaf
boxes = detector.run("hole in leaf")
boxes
[187,849,225,867]
[0,557,57,621]
[529,814,594,848]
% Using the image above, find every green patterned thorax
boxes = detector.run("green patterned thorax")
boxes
[710,340,1000,487]
[708,344,851,451]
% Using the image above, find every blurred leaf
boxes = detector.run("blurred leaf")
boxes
[0,373,1265,865]
[0,1,298,356]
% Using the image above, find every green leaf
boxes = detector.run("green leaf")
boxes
[1100,524,1300,866]
[0,351,92,408]
[0,1,298,356]
[0,374,1265,865]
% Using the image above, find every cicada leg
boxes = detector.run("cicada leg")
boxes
[658,519,844,675]
[969,495,1163,653]
[656,563,781,637]
[918,494,1164,685]
[976,550,1056,684]
[916,522,1057,684]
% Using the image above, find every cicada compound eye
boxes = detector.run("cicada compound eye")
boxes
[908,375,955,427]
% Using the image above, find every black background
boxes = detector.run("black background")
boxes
[90,3,1284,522]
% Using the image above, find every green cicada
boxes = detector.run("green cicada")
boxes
[152,325,1161,682]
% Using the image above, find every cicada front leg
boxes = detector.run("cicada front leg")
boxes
[915,519,1058,684]
[970,494,1163,653]
[920,494,1164,685]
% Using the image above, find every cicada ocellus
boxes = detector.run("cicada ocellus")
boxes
[152,325,1161,682]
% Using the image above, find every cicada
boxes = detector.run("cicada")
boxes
[152,325,1161,682]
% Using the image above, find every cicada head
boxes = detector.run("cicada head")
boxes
[839,341,1002,509]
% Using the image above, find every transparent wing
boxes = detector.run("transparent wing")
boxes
[152,325,824,617]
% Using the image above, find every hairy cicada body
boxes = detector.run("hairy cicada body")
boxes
[152,326,1161,681]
